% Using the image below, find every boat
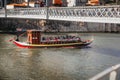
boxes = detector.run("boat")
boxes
[12,30,93,48]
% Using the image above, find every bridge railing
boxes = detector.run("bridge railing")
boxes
[0,9,5,17]
[48,5,120,18]
[89,64,120,80]
[0,5,120,23]
[7,8,47,19]
[5,5,120,18]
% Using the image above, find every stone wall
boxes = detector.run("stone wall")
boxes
[0,18,120,33]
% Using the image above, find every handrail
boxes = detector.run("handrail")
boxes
[89,64,120,80]
[5,5,120,17]
[0,5,120,23]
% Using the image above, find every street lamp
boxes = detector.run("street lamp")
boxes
[116,0,119,5]
[46,0,48,7]
[5,0,7,17]
[45,0,49,30]
[0,0,2,8]
[27,0,30,7]
[46,0,48,19]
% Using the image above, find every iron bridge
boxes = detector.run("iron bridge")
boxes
[0,5,120,23]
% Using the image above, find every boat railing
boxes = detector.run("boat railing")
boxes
[89,64,120,80]
[41,38,80,42]
[41,37,81,42]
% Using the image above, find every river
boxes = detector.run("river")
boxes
[0,33,120,80]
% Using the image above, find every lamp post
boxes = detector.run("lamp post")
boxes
[0,0,2,8]
[45,0,48,31]
[46,0,48,20]
[46,0,48,7]
[4,0,7,17]
[27,0,30,7]
[116,0,118,5]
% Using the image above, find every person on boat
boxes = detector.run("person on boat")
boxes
[40,0,44,7]
[77,37,82,42]
[16,35,19,41]
[42,37,45,41]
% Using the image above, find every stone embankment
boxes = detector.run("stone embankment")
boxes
[0,18,120,33]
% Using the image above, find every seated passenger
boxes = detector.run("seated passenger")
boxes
[42,37,46,41]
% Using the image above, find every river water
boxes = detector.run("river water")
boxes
[0,33,120,80]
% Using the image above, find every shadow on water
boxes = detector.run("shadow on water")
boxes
[94,47,120,57]
[76,46,92,49]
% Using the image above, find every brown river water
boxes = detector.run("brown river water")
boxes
[0,33,120,80]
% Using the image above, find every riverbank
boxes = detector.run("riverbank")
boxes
[0,19,120,33]
[0,30,120,34]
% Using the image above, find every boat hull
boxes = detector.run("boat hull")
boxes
[13,40,92,48]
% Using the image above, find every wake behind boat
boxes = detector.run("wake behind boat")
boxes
[12,30,93,48]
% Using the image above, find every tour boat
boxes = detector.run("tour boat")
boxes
[12,30,93,48]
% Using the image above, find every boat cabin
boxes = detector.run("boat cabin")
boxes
[27,30,41,44]
[27,30,83,45]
